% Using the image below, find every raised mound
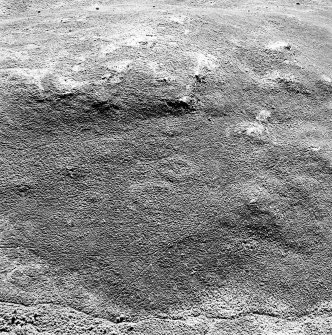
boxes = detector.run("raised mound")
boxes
[0,0,332,334]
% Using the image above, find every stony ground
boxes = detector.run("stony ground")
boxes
[0,0,331,333]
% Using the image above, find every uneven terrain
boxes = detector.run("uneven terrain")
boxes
[0,0,332,333]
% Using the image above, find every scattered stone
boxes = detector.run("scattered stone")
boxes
[115,314,126,323]
[169,14,189,24]
[321,74,332,83]
[266,41,291,51]
[256,109,271,122]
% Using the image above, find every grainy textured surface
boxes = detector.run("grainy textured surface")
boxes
[0,0,332,333]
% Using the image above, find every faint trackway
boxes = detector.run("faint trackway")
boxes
[0,301,332,325]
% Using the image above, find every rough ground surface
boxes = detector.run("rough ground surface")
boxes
[0,0,332,333]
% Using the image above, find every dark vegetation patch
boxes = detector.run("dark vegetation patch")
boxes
[164,98,194,113]
[14,184,33,197]
[276,77,311,95]
[236,198,326,255]
[156,225,251,295]
[202,78,321,122]
[0,181,38,214]
[264,145,332,178]
[314,79,332,98]
[2,136,331,315]
[203,102,236,118]
[240,201,281,240]
[155,197,331,311]
[63,166,87,180]
[8,87,197,134]
[90,100,121,118]
[236,47,290,75]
